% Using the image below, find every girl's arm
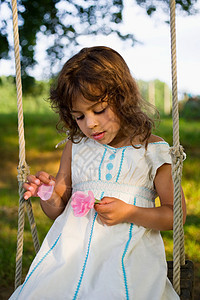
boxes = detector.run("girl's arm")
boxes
[23,140,72,220]
[95,163,186,230]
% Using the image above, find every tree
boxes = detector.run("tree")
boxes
[0,0,198,83]
[135,0,198,16]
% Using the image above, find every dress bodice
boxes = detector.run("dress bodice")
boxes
[72,139,172,207]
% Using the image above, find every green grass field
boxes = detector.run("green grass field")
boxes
[0,95,199,299]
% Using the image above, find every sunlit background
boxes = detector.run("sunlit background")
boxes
[0,0,200,96]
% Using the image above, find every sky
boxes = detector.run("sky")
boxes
[123,1,200,96]
[77,0,200,96]
[1,0,200,96]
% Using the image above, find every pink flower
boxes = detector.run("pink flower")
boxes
[71,191,99,217]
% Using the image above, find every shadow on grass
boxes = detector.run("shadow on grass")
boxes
[185,214,200,227]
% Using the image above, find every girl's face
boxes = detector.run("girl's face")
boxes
[71,95,121,146]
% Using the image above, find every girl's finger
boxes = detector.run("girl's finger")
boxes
[23,182,32,191]
[36,172,54,185]
[24,191,32,200]
[38,175,54,185]
[26,175,40,185]
[23,182,39,196]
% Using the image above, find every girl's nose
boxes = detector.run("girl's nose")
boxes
[86,114,98,128]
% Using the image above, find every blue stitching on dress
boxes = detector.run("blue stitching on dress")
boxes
[121,197,136,300]
[116,148,126,183]
[100,191,105,198]
[103,141,169,150]
[98,148,107,180]
[103,144,129,150]
[122,224,133,300]
[149,142,169,146]
[16,233,62,299]
[72,192,105,299]
[73,212,97,300]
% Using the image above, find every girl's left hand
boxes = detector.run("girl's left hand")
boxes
[94,197,131,226]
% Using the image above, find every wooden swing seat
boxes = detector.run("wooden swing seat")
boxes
[167,260,195,300]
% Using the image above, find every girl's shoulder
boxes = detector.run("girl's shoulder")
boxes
[145,135,172,180]
[148,134,165,144]
[146,135,170,154]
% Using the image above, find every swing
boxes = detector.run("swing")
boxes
[11,0,194,298]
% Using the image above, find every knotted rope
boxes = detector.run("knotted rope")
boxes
[11,0,40,290]
[170,0,185,294]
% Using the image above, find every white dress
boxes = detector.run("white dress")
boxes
[10,139,179,300]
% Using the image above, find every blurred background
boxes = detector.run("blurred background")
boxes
[0,0,199,299]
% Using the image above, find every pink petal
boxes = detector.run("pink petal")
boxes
[71,191,96,217]
[37,184,54,201]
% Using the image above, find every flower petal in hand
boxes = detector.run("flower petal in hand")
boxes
[71,191,100,217]
[37,184,54,201]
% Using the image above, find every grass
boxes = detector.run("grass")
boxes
[0,107,199,299]
[155,118,200,299]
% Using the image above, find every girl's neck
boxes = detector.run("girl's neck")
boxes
[107,128,147,148]
[108,132,139,148]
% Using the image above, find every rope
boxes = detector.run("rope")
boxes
[11,0,40,289]
[169,0,185,294]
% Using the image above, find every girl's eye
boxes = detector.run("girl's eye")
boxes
[76,115,84,121]
[94,108,106,115]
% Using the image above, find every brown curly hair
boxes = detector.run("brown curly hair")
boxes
[49,46,158,146]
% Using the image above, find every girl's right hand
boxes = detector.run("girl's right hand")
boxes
[23,171,55,200]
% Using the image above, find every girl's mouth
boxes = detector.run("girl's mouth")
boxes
[92,131,105,141]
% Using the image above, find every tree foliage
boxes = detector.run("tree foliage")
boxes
[135,0,198,16]
[0,0,198,83]
[1,0,135,76]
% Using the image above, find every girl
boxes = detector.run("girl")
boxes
[10,46,186,300]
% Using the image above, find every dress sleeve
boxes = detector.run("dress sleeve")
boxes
[146,142,172,182]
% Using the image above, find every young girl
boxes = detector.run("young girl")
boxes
[10,46,186,300]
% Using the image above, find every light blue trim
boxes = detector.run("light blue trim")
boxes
[73,191,105,299]
[121,224,133,300]
[73,213,97,300]
[116,148,126,182]
[121,197,136,300]
[99,191,105,201]
[17,233,62,299]
[99,191,105,200]
[150,142,169,145]
[103,144,130,151]
[98,148,107,180]
[103,141,169,150]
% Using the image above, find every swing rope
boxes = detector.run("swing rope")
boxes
[11,0,186,294]
[169,0,185,294]
[11,0,40,290]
